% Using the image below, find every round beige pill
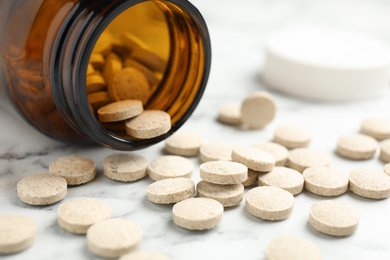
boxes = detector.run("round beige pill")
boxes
[172,198,223,230]
[246,186,294,221]
[0,215,36,254]
[49,155,96,185]
[349,168,390,199]
[265,236,322,260]
[380,139,390,162]
[87,218,142,258]
[242,169,259,187]
[336,133,377,160]
[196,181,244,207]
[385,163,390,176]
[200,161,248,185]
[103,153,148,182]
[288,148,331,173]
[232,146,275,172]
[274,125,312,149]
[119,252,171,260]
[199,142,234,162]
[98,100,143,123]
[17,173,67,205]
[125,110,171,139]
[147,178,195,204]
[258,167,304,195]
[148,155,193,181]
[165,131,205,157]
[57,198,111,234]
[252,142,288,166]
[303,167,349,196]
[218,104,242,125]
[361,117,390,140]
[309,200,359,237]
[241,91,276,129]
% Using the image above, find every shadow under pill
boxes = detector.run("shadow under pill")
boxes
[305,222,349,241]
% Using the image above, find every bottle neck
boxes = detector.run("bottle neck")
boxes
[50,0,211,150]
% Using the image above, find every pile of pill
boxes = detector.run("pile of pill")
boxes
[86,31,171,139]
[3,90,390,259]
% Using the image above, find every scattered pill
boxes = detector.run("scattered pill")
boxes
[242,169,259,187]
[288,148,330,173]
[49,155,96,185]
[87,218,142,258]
[246,186,294,221]
[199,142,234,162]
[196,180,244,207]
[119,252,171,260]
[336,133,377,160]
[309,200,359,237]
[361,117,390,140]
[103,153,148,182]
[200,161,248,185]
[265,236,321,260]
[232,146,275,172]
[17,173,67,205]
[258,167,304,195]
[172,198,223,230]
[0,215,36,254]
[218,104,242,125]
[349,168,390,199]
[274,125,312,149]
[125,110,171,139]
[380,139,390,162]
[303,167,348,197]
[165,131,205,157]
[98,100,143,123]
[241,91,276,129]
[252,142,288,166]
[147,178,195,204]
[148,155,193,181]
[385,163,390,176]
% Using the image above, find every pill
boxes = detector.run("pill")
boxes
[89,53,105,70]
[288,148,330,173]
[165,131,205,157]
[258,167,304,195]
[242,169,259,187]
[57,198,111,234]
[147,178,195,204]
[385,163,390,176]
[218,104,242,125]
[200,161,248,185]
[86,73,106,94]
[231,146,275,172]
[303,167,349,197]
[103,153,148,182]
[88,91,112,111]
[103,53,123,86]
[148,155,193,181]
[120,32,149,51]
[87,218,142,258]
[125,110,171,139]
[93,31,113,55]
[131,48,166,73]
[119,252,171,260]
[196,181,244,207]
[87,63,95,76]
[245,186,294,221]
[17,173,67,205]
[265,236,321,260]
[240,91,276,129]
[109,67,151,105]
[97,100,143,123]
[199,142,234,162]
[252,142,288,166]
[336,133,377,160]
[380,139,390,162]
[49,155,96,185]
[0,215,36,254]
[124,58,160,87]
[349,168,390,199]
[172,198,223,230]
[274,125,312,149]
[361,117,390,140]
[309,200,359,237]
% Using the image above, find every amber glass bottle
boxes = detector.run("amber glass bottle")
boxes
[0,0,211,150]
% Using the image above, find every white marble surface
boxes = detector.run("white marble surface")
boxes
[2,0,390,259]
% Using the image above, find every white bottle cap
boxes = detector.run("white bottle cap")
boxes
[262,26,390,101]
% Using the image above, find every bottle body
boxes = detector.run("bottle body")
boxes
[0,0,211,149]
